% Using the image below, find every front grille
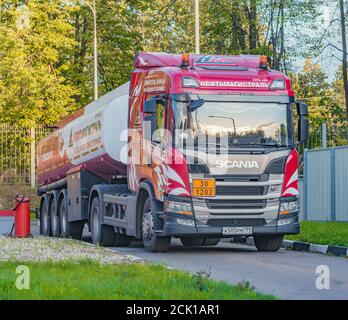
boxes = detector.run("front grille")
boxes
[208,174,269,182]
[216,185,267,196]
[206,199,267,210]
[207,218,266,227]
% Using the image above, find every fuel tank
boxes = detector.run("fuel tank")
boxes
[37,82,130,185]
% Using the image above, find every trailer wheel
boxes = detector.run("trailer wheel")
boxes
[59,191,70,238]
[114,232,131,247]
[58,191,84,240]
[90,197,115,246]
[49,193,60,237]
[180,237,204,246]
[142,198,170,252]
[41,196,51,236]
[254,235,283,252]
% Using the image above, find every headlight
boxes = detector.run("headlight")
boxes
[269,79,285,90]
[182,77,200,88]
[279,200,299,215]
[164,200,192,215]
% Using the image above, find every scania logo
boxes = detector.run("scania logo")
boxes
[216,160,259,169]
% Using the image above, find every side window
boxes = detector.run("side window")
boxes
[155,99,165,143]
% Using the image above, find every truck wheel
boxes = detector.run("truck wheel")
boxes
[59,191,84,240]
[90,197,115,246]
[202,238,220,246]
[180,237,204,246]
[49,194,60,237]
[254,235,284,252]
[142,198,170,252]
[41,196,51,236]
[114,232,131,247]
[59,191,70,238]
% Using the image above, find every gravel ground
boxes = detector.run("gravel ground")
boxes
[0,236,142,264]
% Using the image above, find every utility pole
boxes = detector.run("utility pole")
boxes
[81,0,98,100]
[339,0,348,116]
[195,0,200,54]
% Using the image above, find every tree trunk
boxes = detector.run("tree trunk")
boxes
[339,0,348,117]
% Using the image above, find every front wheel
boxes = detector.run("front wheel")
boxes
[254,235,283,252]
[142,198,170,252]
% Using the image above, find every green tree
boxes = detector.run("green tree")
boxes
[0,0,78,126]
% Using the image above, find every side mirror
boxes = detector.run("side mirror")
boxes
[297,101,309,143]
[189,98,205,111]
[144,99,156,113]
[298,117,309,143]
[297,101,308,117]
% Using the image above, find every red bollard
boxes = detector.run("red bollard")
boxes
[14,196,31,238]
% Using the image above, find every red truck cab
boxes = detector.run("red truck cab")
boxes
[38,52,308,252]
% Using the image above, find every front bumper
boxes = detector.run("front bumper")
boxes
[162,212,300,237]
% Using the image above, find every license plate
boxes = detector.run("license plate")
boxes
[222,227,253,235]
[192,179,216,197]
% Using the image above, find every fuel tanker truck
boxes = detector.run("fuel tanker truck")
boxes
[37,52,309,252]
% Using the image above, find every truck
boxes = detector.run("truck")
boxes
[37,52,309,252]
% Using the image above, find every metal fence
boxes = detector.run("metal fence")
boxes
[0,125,53,186]
[302,146,348,222]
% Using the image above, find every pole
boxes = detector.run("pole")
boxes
[339,0,348,117]
[30,127,36,188]
[81,0,98,100]
[194,0,200,54]
[92,0,98,100]
[322,122,327,149]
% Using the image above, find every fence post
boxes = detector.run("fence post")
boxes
[30,127,36,188]
[303,148,308,221]
[331,148,336,222]
[322,122,327,149]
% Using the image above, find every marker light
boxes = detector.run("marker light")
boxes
[181,53,190,67]
[182,77,200,88]
[269,79,285,90]
[259,55,268,69]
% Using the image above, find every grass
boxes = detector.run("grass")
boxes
[0,260,275,300]
[286,221,348,247]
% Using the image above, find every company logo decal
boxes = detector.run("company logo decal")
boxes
[216,160,259,169]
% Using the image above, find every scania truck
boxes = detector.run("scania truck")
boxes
[37,52,309,252]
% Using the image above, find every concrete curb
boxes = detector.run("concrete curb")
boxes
[235,237,348,257]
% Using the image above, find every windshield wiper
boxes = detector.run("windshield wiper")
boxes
[231,143,287,148]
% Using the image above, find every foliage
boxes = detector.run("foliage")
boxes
[0,0,345,127]
[0,0,79,126]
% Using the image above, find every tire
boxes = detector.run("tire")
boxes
[49,193,60,237]
[202,238,220,246]
[254,235,284,252]
[59,191,70,238]
[41,196,51,236]
[90,196,115,246]
[142,198,170,252]
[180,237,205,246]
[114,232,131,247]
[59,190,84,240]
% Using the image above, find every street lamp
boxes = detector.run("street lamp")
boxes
[208,116,237,136]
[194,0,200,54]
[80,0,98,100]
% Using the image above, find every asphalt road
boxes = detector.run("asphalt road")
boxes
[31,221,348,300]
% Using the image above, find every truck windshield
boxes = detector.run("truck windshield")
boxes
[171,96,293,149]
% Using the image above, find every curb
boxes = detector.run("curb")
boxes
[240,237,348,257]
[283,240,348,257]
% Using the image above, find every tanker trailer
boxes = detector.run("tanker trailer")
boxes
[37,82,130,239]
